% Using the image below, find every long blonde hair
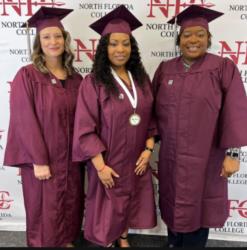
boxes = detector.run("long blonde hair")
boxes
[31,29,75,76]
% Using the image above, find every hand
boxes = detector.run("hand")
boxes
[220,156,240,178]
[97,165,119,189]
[33,164,52,181]
[135,150,152,176]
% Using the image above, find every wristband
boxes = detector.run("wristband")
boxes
[97,165,106,172]
[145,146,154,153]
[225,148,240,161]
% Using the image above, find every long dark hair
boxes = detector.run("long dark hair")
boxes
[92,33,148,95]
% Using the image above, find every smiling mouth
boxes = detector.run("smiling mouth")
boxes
[187,45,200,51]
[115,56,126,60]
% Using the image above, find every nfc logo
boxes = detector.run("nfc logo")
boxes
[147,0,215,18]
[73,38,98,63]
[0,191,14,209]
[228,199,247,218]
[218,41,247,65]
[0,0,65,16]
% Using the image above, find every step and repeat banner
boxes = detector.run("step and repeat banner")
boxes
[0,0,247,242]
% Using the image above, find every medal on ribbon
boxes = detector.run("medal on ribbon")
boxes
[111,68,141,126]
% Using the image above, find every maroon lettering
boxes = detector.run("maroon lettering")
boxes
[147,0,214,18]
[73,38,98,62]
[218,41,247,65]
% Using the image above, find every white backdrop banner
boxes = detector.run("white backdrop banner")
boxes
[0,0,247,242]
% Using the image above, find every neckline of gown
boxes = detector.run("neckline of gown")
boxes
[179,53,207,72]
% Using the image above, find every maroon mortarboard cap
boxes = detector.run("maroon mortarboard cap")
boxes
[21,6,73,32]
[89,5,142,36]
[167,5,223,33]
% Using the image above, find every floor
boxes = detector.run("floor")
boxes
[1,231,247,247]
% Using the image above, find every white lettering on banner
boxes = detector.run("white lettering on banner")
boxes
[9,49,29,55]
[16,28,35,35]
[214,227,244,234]
[228,179,247,185]
[74,67,92,74]
[90,12,107,18]
[0,212,12,218]
[228,172,247,185]
[8,49,32,63]
[215,219,247,235]
[160,31,175,38]
[78,3,133,11]
[146,23,173,30]
[229,5,247,11]
[151,50,179,59]
[240,14,247,20]
[146,23,175,38]
[1,21,24,28]
[227,221,247,227]
[231,173,247,178]
[78,3,134,19]
[240,70,247,77]
[21,57,31,62]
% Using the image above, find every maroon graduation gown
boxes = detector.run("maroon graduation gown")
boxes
[153,53,247,233]
[73,74,157,246]
[4,64,84,247]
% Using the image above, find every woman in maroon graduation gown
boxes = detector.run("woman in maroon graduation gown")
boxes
[4,7,84,247]
[153,5,247,247]
[73,5,157,248]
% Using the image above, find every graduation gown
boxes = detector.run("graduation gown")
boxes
[73,73,157,246]
[152,53,247,233]
[4,64,84,247]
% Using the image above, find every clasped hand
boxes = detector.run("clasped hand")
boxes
[97,165,119,189]
[33,164,52,181]
[98,150,152,188]
[135,150,152,175]
[220,156,240,178]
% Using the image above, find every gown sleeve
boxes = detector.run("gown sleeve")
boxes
[72,75,106,162]
[219,58,247,148]
[152,61,164,99]
[4,67,49,166]
[151,62,164,142]
[146,76,158,139]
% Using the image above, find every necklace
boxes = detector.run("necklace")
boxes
[47,68,67,85]
[111,68,141,126]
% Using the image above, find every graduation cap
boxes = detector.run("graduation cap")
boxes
[89,5,142,36]
[21,6,73,32]
[167,5,223,56]
[21,7,73,60]
[168,4,223,33]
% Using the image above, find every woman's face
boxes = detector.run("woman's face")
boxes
[107,33,131,69]
[39,26,65,59]
[179,26,209,62]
